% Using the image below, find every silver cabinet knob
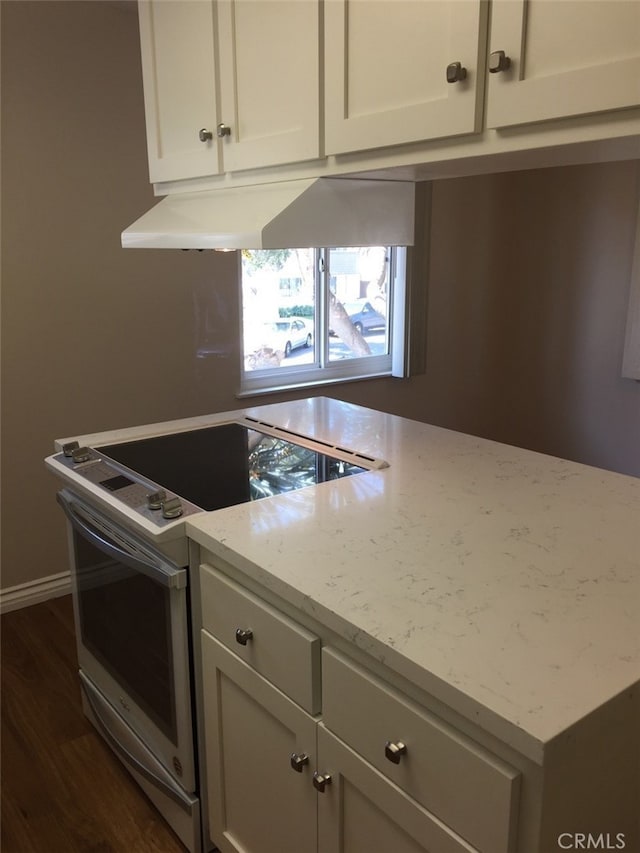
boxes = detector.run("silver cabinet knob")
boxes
[489,50,511,73]
[235,628,253,646]
[290,752,309,772]
[198,128,213,142]
[446,61,467,83]
[216,123,231,138]
[384,740,407,764]
[312,771,332,792]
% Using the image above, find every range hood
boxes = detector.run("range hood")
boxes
[121,177,415,250]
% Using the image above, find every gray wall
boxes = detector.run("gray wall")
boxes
[341,163,640,477]
[2,1,639,593]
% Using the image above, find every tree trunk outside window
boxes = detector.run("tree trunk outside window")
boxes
[329,291,371,357]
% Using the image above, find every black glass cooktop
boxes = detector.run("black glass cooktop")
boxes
[97,422,366,512]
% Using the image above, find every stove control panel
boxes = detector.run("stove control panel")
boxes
[51,448,202,527]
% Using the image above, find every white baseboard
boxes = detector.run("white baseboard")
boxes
[0,571,72,614]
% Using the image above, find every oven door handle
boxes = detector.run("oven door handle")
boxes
[57,492,187,590]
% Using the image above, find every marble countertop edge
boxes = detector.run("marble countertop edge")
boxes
[188,525,565,764]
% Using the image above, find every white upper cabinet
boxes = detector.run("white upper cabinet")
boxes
[138,0,321,183]
[138,0,221,183]
[324,0,488,156]
[217,0,321,172]
[486,0,640,128]
[136,0,639,187]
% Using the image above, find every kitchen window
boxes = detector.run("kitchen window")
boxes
[239,246,409,395]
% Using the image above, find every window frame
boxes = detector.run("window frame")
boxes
[238,246,408,397]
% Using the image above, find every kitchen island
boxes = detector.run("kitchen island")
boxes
[186,397,639,853]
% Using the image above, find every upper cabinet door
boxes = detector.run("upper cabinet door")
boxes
[487,0,640,128]
[324,0,488,156]
[217,0,321,172]
[138,0,221,183]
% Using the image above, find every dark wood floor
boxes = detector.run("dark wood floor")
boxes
[1,595,187,853]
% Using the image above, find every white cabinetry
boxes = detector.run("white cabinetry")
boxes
[324,0,488,155]
[201,634,317,853]
[138,0,220,183]
[216,0,321,172]
[486,0,640,128]
[137,1,639,188]
[317,726,474,853]
[199,564,321,853]
[197,562,521,853]
[321,648,520,853]
[137,0,320,184]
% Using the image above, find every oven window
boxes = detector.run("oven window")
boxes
[74,532,178,745]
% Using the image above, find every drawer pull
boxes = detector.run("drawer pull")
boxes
[312,771,332,792]
[235,628,253,646]
[290,752,309,772]
[384,740,407,764]
[489,50,511,74]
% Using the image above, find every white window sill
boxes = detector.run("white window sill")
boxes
[236,368,397,399]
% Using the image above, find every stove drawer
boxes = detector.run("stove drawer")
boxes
[199,564,321,714]
[322,648,520,853]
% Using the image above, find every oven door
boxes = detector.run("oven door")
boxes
[57,489,196,794]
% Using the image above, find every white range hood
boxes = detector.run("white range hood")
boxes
[121,177,415,249]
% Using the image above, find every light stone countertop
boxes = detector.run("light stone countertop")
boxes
[185,397,640,763]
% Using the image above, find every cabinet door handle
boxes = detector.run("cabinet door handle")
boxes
[312,771,332,792]
[489,50,511,73]
[384,740,407,764]
[290,752,309,772]
[446,61,467,83]
[216,122,231,138]
[235,628,253,646]
[198,128,213,142]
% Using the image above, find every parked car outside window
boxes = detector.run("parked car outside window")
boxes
[332,299,387,336]
[260,318,313,357]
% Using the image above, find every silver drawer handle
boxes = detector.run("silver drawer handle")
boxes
[312,771,332,792]
[235,628,253,646]
[290,752,309,772]
[384,740,407,764]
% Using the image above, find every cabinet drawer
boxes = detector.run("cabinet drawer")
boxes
[317,724,478,853]
[199,564,321,714]
[322,649,520,853]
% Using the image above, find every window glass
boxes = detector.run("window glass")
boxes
[240,246,404,393]
[327,247,390,364]
[242,248,316,371]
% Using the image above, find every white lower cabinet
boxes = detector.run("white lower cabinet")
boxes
[197,564,522,853]
[316,725,478,853]
[322,648,520,853]
[201,631,479,853]
[201,632,317,853]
